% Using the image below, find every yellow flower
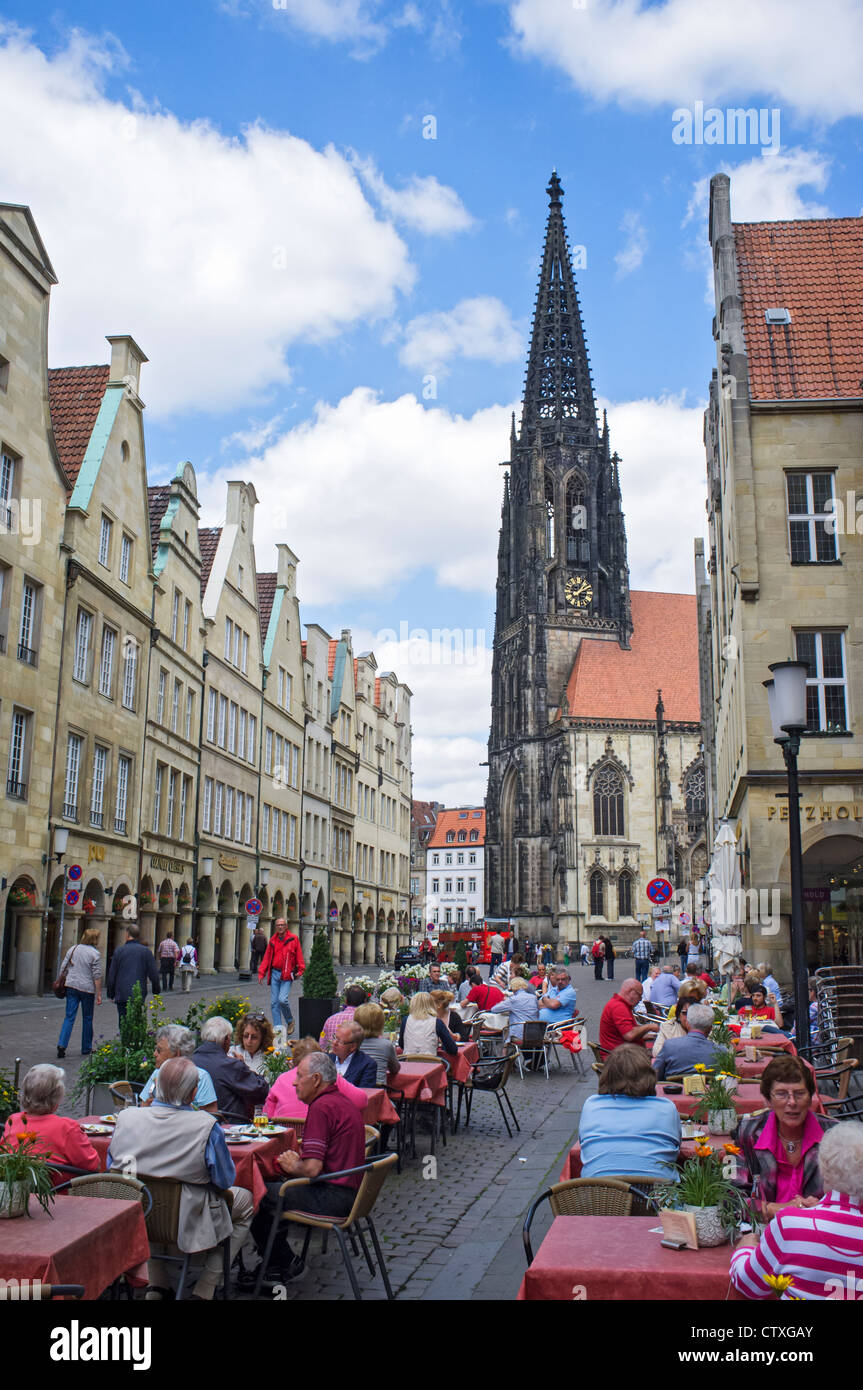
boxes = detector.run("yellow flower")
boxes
[693,1064,707,1073]
[763,1274,795,1295]
[694,1143,714,1158]
[723,1143,742,1156]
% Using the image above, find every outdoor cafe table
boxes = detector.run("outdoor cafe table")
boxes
[559,1133,738,1183]
[81,1117,298,1212]
[518,1215,743,1301]
[0,1193,150,1298]
[732,1033,796,1055]
[656,1081,824,1117]
[359,1088,401,1126]
[386,1060,448,1107]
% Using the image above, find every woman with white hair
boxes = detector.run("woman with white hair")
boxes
[3,1064,100,1178]
[731,1121,863,1299]
[139,1024,219,1111]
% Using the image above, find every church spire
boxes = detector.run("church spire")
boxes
[520,171,596,446]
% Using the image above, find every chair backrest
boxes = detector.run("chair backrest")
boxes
[108,1080,139,1108]
[68,1172,151,1214]
[344,1152,398,1224]
[605,1174,666,1215]
[273,1116,305,1140]
[548,1178,633,1217]
[364,1125,380,1156]
[521,1021,548,1048]
[138,1174,184,1247]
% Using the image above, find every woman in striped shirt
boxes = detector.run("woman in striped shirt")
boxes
[730,1122,863,1300]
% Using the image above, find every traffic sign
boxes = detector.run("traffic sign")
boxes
[646,877,673,905]
[68,865,83,882]
[245,898,263,916]
[678,911,691,926]
[65,889,80,907]
[329,908,338,920]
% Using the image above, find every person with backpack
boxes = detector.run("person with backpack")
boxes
[601,936,616,982]
[179,939,198,993]
[250,926,268,975]
[591,936,605,981]
[157,932,181,991]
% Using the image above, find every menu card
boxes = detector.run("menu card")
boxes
[659,1209,699,1249]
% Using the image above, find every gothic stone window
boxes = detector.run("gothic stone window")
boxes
[684,763,706,835]
[589,870,604,917]
[593,765,624,837]
[618,872,632,919]
[566,476,589,566]
[545,473,556,560]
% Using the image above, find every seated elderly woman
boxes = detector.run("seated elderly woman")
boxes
[651,986,704,1058]
[353,1003,400,1085]
[730,1121,863,1300]
[733,1055,834,1221]
[488,977,540,1040]
[263,1037,368,1119]
[430,989,471,1042]
[229,1012,274,1074]
[380,986,405,1011]
[399,992,459,1056]
[4,1064,101,1179]
[578,1044,682,1180]
[140,1024,219,1110]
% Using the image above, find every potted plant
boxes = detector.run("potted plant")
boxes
[692,1071,738,1134]
[0,1133,57,1219]
[73,983,154,1110]
[298,930,339,1039]
[82,897,96,915]
[654,1143,749,1247]
[0,1068,19,1127]
[7,885,36,909]
[260,1046,295,1087]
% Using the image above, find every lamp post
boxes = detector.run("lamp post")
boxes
[51,826,71,981]
[763,660,811,1055]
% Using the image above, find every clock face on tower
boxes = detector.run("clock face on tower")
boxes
[565,575,593,608]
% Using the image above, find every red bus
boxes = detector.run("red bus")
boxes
[437,923,513,965]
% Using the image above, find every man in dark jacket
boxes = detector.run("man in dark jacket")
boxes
[330,1021,377,1087]
[193,1016,269,1121]
[106,924,161,1024]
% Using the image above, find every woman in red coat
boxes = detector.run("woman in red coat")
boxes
[4,1064,100,1182]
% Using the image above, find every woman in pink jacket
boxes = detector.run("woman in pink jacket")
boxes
[4,1064,100,1182]
[263,1037,367,1119]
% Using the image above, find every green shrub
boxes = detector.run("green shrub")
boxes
[303,930,338,999]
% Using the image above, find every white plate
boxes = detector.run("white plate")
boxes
[81,1124,111,1136]
[226,1134,256,1144]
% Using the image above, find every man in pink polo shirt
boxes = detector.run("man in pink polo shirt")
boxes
[250,1052,365,1284]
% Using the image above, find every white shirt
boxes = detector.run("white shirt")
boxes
[642,976,655,1003]
[334,1055,351,1077]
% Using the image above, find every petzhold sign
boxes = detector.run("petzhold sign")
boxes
[150,854,186,875]
[767,803,863,822]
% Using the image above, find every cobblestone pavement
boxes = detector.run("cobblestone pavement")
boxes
[0,959,630,1300]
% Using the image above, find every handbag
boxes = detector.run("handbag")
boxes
[52,945,77,999]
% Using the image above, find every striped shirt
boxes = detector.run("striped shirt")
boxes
[631,937,652,960]
[729,1191,863,1300]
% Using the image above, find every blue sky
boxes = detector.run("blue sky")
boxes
[2,0,862,801]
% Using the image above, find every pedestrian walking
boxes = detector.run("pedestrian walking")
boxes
[542,943,554,967]
[157,932,181,991]
[258,918,305,1036]
[250,926,267,975]
[580,941,591,967]
[677,937,689,974]
[591,935,605,981]
[178,939,198,993]
[602,936,616,981]
[106,923,161,1025]
[631,929,653,983]
[56,926,103,1058]
[487,930,505,979]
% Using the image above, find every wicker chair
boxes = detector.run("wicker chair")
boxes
[254,1153,398,1300]
[587,1040,608,1068]
[272,1116,305,1142]
[461,1045,520,1137]
[107,1081,140,1109]
[603,1173,667,1216]
[816,1058,859,1114]
[514,1021,553,1080]
[140,1175,233,1300]
[53,1171,153,1217]
[546,1016,588,1075]
[523,1178,633,1264]
[364,1125,381,1157]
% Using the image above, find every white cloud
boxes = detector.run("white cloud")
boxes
[0,27,417,415]
[349,153,475,235]
[267,0,387,50]
[615,210,648,277]
[599,392,707,595]
[221,412,290,453]
[686,149,831,226]
[509,0,863,121]
[400,296,523,373]
[411,736,489,805]
[232,0,460,59]
[206,386,516,604]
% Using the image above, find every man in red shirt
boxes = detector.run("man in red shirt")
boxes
[259,919,305,1037]
[465,980,505,1011]
[599,979,657,1057]
[250,1052,365,1284]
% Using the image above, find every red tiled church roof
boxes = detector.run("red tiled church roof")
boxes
[328,639,338,679]
[734,217,863,401]
[427,807,486,849]
[257,572,277,645]
[198,527,221,593]
[148,485,172,560]
[562,591,700,724]
[47,365,110,489]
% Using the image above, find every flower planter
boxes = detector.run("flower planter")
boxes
[707,1108,737,1135]
[720,1076,739,1094]
[683,1203,728,1247]
[298,997,339,1040]
[0,1181,30,1219]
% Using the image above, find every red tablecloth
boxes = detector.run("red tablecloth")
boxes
[360,1088,401,1126]
[559,1133,738,1182]
[656,1082,823,1117]
[518,1215,742,1300]
[0,1194,150,1298]
[733,1034,796,1055]
[81,1117,297,1212]
[735,1057,769,1079]
[387,1061,448,1106]
[448,1042,479,1086]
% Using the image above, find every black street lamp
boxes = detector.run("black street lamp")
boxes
[763,660,811,1055]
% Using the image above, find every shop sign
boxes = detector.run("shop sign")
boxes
[767,803,863,822]
[87,844,105,864]
[218,853,238,871]
[151,854,185,875]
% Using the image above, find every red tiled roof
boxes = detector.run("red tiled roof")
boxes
[328,639,338,679]
[734,218,863,401]
[427,808,486,849]
[198,527,221,593]
[411,800,438,833]
[47,365,110,489]
[148,485,172,560]
[257,572,277,645]
[301,641,307,660]
[562,591,700,724]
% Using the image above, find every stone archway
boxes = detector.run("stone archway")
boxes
[176,882,193,948]
[214,880,235,973]
[286,892,298,927]
[108,883,132,965]
[340,903,351,966]
[156,878,175,952]
[384,910,395,965]
[238,882,254,971]
[2,873,40,996]
[81,877,109,966]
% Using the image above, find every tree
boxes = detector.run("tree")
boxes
[119,982,148,1052]
[454,939,468,978]
[302,929,338,999]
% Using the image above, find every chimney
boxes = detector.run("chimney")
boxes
[106,335,148,394]
[276,542,299,587]
[225,480,258,536]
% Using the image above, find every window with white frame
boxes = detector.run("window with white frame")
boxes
[247,796,254,846]
[166,768,178,836]
[171,589,180,642]
[469,852,476,865]
[73,609,92,684]
[179,775,189,840]
[119,535,132,585]
[99,626,116,697]
[152,764,164,833]
[238,709,246,761]
[264,728,273,775]
[241,631,248,674]
[225,786,234,839]
[185,689,194,741]
[0,449,15,521]
[213,781,223,837]
[217,695,227,748]
[90,745,107,827]
[786,472,838,565]
[248,714,257,762]
[468,877,476,892]
[228,702,237,754]
[233,624,240,667]
[795,631,849,733]
[156,669,166,723]
[236,789,244,842]
[171,680,180,732]
[262,803,270,851]
[17,580,39,665]
[183,600,191,651]
[116,754,131,833]
[202,777,213,833]
[207,689,217,742]
[7,709,29,798]
[63,733,82,819]
[224,616,232,660]
[272,808,280,856]
[289,814,296,858]
[432,877,439,893]
[99,515,113,568]
[121,639,138,710]
[291,745,299,788]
